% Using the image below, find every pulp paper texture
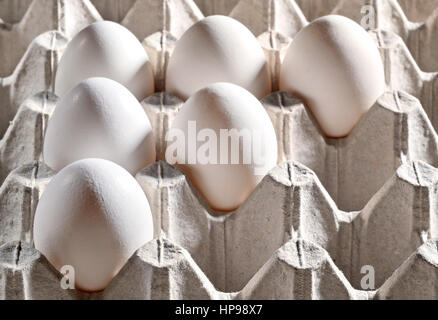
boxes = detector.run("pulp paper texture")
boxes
[1,0,438,299]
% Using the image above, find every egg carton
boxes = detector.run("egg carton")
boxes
[2,0,438,113]
[3,236,435,300]
[0,0,100,141]
[0,1,434,113]
[0,0,202,183]
[1,88,438,299]
[1,156,438,300]
[294,0,438,23]
[2,0,436,75]
[1,158,438,299]
[2,1,438,168]
[1,0,438,300]
[0,0,100,80]
[294,0,438,73]
[0,0,202,138]
[89,0,438,26]
[0,0,231,24]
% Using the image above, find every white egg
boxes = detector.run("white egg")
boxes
[166,82,277,212]
[55,21,154,101]
[280,15,385,138]
[44,77,156,174]
[33,158,154,292]
[166,15,271,101]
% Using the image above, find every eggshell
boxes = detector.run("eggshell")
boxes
[280,15,385,138]
[165,15,271,101]
[167,82,277,212]
[33,158,154,292]
[55,21,154,101]
[44,77,156,174]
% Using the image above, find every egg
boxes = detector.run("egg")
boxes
[280,15,385,138]
[165,15,271,101]
[166,82,277,212]
[33,158,154,292]
[44,77,156,174]
[55,21,154,101]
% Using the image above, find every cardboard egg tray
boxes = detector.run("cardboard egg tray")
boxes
[1,0,438,300]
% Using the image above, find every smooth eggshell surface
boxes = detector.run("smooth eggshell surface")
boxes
[167,82,277,212]
[55,21,154,101]
[33,158,154,292]
[166,15,271,101]
[280,15,385,138]
[44,77,156,174]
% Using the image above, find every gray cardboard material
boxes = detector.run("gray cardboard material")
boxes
[0,0,101,77]
[121,0,203,41]
[1,0,438,300]
[0,31,67,139]
[0,92,56,184]
[2,237,437,299]
[1,157,437,298]
[0,162,53,246]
